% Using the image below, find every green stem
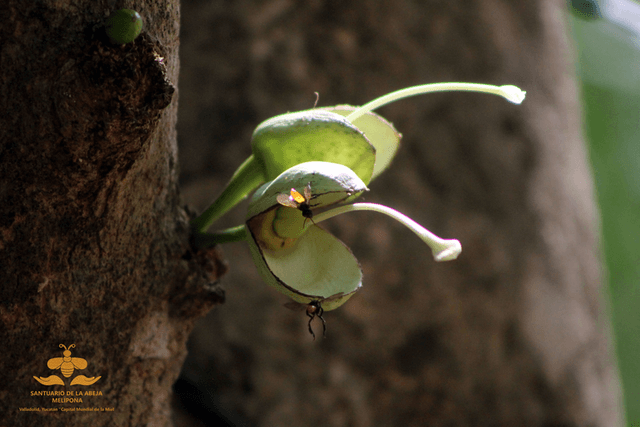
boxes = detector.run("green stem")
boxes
[346,83,526,123]
[314,203,461,261]
[191,155,265,232]
[193,225,248,248]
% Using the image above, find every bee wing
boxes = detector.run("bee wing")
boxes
[289,188,307,204]
[303,183,312,201]
[72,357,88,370]
[284,301,307,312]
[277,193,299,208]
[321,292,346,304]
[47,357,64,370]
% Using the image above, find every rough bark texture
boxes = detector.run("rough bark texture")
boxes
[1,2,225,426]
[176,1,623,426]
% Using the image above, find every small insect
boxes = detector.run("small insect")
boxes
[286,300,326,340]
[276,182,315,225]
[47,344,87,378]
[305,301,326,339]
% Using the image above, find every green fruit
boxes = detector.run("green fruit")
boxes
[106,9,143,44]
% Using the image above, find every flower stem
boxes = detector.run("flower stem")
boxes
[193,225,248,248]
[191,155,265,233]
[346,83,526,123]
[313,203,461,261]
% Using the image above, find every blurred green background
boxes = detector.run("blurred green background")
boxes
[569,1,640,424]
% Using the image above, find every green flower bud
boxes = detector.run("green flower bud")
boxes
[106,9,143,45]
[251,110,376,184]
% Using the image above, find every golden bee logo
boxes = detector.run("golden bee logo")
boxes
[48,344,87,377]
[33,344,101,386]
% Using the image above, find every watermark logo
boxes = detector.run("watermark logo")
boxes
[33,344,101,386]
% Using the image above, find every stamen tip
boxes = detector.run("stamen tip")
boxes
[500,85,526,104]
[433,239,462,262]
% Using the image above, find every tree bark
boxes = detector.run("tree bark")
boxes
[1,2,225,426]
[176,0,623,426]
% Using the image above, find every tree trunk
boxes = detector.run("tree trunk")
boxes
[1,2,225,426]
[176,0,623,426]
